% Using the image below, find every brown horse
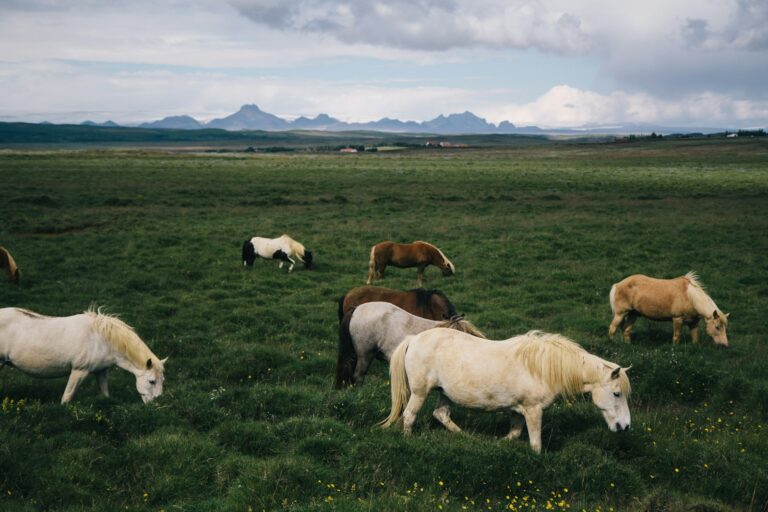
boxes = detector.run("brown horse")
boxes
[0,247,20,284]
[609,272,729,346]
[338,286,457,323]
[366,240,455,287]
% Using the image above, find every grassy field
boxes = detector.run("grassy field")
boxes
[1,139,767,511]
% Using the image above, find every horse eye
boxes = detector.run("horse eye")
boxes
[613,391,621,397]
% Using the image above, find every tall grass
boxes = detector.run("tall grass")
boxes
[1,139,767,510]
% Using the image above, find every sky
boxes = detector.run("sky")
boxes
[0,0,767,128]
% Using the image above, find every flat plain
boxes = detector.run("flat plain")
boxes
[1,138,767,511]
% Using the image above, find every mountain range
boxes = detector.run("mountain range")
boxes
[68,104,737,135]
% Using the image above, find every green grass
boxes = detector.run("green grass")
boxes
[1,138,767,511]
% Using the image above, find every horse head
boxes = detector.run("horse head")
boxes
[705,310,729,347]
[587,365,631,432]
[439,256,455,277]
[136,357,167,403]
[429,290,457,320]
[303,250,314,269]
[242,240,256,266]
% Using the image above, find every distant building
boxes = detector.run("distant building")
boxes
[339,148,358,153]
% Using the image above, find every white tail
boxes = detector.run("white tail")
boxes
[609,284,617,314]
[366,244,377,284]
[379,336,412,428]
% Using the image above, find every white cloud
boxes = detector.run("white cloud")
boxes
[489,85,768,128]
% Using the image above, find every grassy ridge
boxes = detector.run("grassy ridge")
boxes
[1,139,767,511]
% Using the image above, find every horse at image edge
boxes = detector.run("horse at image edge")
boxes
[0,307,167,403]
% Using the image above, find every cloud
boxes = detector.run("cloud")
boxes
[229,0,591,54]
[682,0,768,52]
[490,85,768,128]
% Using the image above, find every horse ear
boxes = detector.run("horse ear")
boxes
[146,358,153,370]
[725,312,730,318]
[161,357,168,364]
[610,366,621,380]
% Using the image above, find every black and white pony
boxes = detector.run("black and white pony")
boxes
[242,234,313,272]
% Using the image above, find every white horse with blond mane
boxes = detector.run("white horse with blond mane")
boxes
[380,329,631,453]
[242,234,313,272]
[0,307,166,403]
[609,271,729,346]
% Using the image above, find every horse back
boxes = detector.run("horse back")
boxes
[614,274,694,320]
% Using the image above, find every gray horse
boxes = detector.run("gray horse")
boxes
[334,301,485,388]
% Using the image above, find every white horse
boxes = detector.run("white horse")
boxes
[242,234,313,272]
[334,301,485,388]
[0,307,167,404]
[380,329,631,453]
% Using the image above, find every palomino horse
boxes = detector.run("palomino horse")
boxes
[0,246,19,284]
[367,241,454,287]
[335,301,485,388]
[380,329,631,453]
[609,272,729,346]
[242,234,313,272]
[338,286,457,323]
[0,307,167,403]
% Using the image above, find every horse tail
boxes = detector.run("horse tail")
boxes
[334,308,357,389]
[242,240,255,266]
[337,295,346,323]
[366,244,377,283]
[609,284,617,314]
[379,335,412,428]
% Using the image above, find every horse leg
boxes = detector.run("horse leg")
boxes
[416,265,426,287]
[96,368,110,397]
[352,352,375,386]
[504,411,525,440]
[621,312,637,342]
[688,318,701,344]
[520,405,544,453]
[61,369,90,404]
[432,394,462,433]
[287,256,296,273]
[672,317,683,344]
[402,392,428,435]
[608,312,626,339]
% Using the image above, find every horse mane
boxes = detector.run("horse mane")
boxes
[411,288,434,308]
[0,246,20,284]
[435,316,486,339]
[415,240,454,272]
[86,307,161,370]
[278,234,306,260]
[510,331,631,399]
[683,271,725,321]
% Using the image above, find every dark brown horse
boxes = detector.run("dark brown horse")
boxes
[338,286,457,323]
[367,240,455,287]
[0,247,19,284]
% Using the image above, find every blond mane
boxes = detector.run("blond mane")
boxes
[279,234,306,259]
[510,331,631,398]
[1,246,20,283]
[683,271,725,322]
[435,317,486,338]
[86,307,161,370]
[415,240,454,272]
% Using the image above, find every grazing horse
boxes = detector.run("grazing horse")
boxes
[242,234,313,272]
[0,307,167,403]
[367,241,454,287]
[335,301,485,388]
[380,329,631,453]
[0,246,20,284]
[609,272,729,346]
[338,286,457,323]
